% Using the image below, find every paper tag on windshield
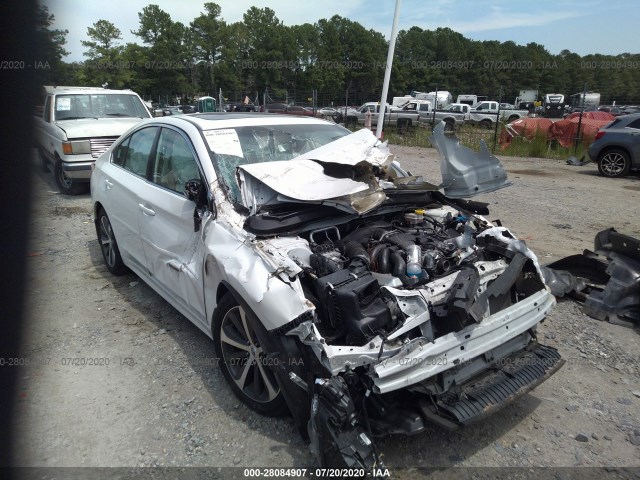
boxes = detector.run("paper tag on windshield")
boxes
[56,98,71,111]
[203,129,243,157]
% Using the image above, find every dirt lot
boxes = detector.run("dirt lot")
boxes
[9,146,640,475]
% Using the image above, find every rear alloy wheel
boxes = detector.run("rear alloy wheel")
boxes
[54,158,86,195]
[97,209,128,276]
[213,293,287,416]
[598,149,631,178]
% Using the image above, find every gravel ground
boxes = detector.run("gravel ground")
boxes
[9,146,640,476]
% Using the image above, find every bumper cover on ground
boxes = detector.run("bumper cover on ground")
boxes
[431,343,564,427]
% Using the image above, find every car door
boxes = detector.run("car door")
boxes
[99,126,159,273]
[136,126,207,327]
[626,118,640,165]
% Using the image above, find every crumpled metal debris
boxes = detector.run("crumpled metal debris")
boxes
[566,155,589,166]
[430,121,512,198]
[542,228,640,326]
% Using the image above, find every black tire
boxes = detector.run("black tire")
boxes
[597,149,631,178]
[213,293,288,417]
[508,115,519,123]
[480,119,492,129]
[443,120,455,132]
[54,158,86,195]
[96,208,128,276]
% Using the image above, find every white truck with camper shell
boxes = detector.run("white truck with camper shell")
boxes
[412,90,453,110]
[35,85,152,194]
[514,89,539,112]
[468,101,530,128]
[456,94,479,106]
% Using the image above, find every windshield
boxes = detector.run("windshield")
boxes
[203,123,350,204]
[54,94,149,120]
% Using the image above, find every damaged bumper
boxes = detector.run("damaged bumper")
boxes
[373,289,556,393]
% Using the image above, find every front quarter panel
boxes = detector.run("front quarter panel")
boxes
[203,219,314,333]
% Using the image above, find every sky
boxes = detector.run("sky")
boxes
[44,0,640,62]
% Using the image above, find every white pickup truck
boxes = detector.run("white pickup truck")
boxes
[398,100,469,129]
[35,86,151,194]
[468,101,529,129]
[354,102,420,131]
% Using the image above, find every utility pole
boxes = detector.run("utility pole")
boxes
[432,86,437,125]
[375,0,402,139]
[493,85,503,152]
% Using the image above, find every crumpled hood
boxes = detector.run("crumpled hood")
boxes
[237,129,393,214]
[56,117,145,138]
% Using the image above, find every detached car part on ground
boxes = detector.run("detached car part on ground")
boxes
[91,115,564,470]
[542,228,640,327]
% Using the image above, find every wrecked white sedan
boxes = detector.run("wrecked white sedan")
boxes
[91,114,563,469]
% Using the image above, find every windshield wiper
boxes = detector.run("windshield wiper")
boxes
[57,116,97,120]
[105,112,136,117]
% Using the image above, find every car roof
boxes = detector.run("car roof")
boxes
[43,86,139,95]
[615,112,640,123]
[146,112,332,130]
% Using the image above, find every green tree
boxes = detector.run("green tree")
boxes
[132,5,191,99]
[242,7,289,98]
[81,20,128,88]
[33,4,69,85]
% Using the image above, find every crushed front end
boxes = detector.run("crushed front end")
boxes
[234,127,564,469]
[248,201,564,469]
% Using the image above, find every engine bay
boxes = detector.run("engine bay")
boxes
[292,202,547,347]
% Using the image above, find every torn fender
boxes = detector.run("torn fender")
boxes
[202,220,313,332]
[430,121,512,198]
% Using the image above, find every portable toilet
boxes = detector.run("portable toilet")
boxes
[197,96,217,112]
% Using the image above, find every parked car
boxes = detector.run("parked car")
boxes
[34,85,152,194]
[262,103,288,113]
[318,106,338,117]
[468,101,530,128]
[224,102,257,112]
[278,105,315,116]
[91,114,563,469]
[618,106,640,116]
[162,106,183,116]
[181,105,197,114]
[598,105,623,116]
[588,113,640,177]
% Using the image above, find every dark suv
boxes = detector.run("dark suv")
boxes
[588,113,640,177]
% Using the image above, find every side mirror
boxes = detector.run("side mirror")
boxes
[184,178,208,232]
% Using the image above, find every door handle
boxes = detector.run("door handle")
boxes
[167,260,182,272]
[138,203,156,216]
[105,179,113,189]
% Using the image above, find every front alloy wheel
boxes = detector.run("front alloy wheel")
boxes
[214,294,287,416]
[598,149,631,178]
[97,209,128,276]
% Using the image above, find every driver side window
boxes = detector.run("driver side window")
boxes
[152,128,200,195]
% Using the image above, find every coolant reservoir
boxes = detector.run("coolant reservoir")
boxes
[404,212,423,226]
[422,206,459,223]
